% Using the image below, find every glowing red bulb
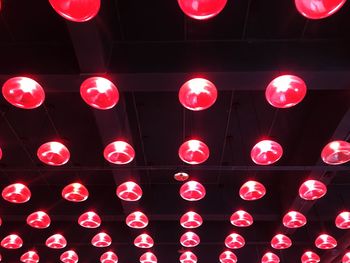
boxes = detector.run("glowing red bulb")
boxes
[251,140,283,165]
[100,251,118,263]
[295,0,346,19]
[134,233,154,248]
[174,172,190,182]
[126,211,149,229]
[180,251,198,263]
[315,234,337,249]
[1,234,23,249]
[2,183,31,203]
[37,141,70,166]
[180,211,203,228]
[49,0,100,22]
[92,232,112,248]
[230,210,254,227]
[342,252,350,263]
[301,251,320,263]
[224,233,245,249]
[321,140,350,165]
[20,251,39,263]
[299,180,327,200]
[46,234,67,249]
[60,250,79,263]
[177,0,227,20]
[78,211,101,228]
[140,252,157,263]
[336,211,350,229]
[262,252,280,263]
[283,211,307,228]
[104,140,135,165]
[271,234,292,249]
[80,77,119,110]
[116,181,142,201]
[239,180,266,201]
[219,251,237,263]
[2,77,45,109]
[180,181,206,201]
[180,231,200,247]
[26,211,51,229]
[62,182,89,202]
[179,139,210,165]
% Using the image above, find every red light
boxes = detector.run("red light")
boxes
[104,141,135,165]
[46,234,67,249]
[2,77,45,109]
[224,233,245,249]
[315,234,337,249]
[180,181,206,201]
[37,141,70,166]
[62,183,89,202]
[295,0,346,19]
[140,252,157,263]
[92,232,112,248]
[26,211,51,229]
[60,250,78,263]
[179,139,210,165]
[2,183,31,203]
[1,234,23,249]
[336,211,350,229]
[116,181,142,201]
[230,210,254,227]
[180,231,200,247]
[299,180,327,200]
[180,251,197,263]
[239,180,266,201]
[219,251,237,263]
[262,252,280,263]
[177,0,227,20]
[251,140,283,165]
[100,251,118,263]
[126,211,149,229]
[49,0,100,22]
[80,77,119,110]
[301,251,320,263]
[343,252,350,263]
[321,140,350,165]
[283,211,307,228]
[134,233,154,248]
[271,234,292,249]
[78,211,101,228]
[174,172,190,182]
[20,251,39,263]
[180,211,203,228]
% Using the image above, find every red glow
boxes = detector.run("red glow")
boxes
[126,211,149,229]
[80,77,119,110]
[2,183,31,203]
[78,211,101,228]
[180,211,203,228]
[271,234,292,249]
[262,252,280,263]
[20,251,39,263]
[299,180,327,200]
[49,0,100,22]
[342,252,350,263]
[239,180,266,201]
[60,250,78,263]
[116,181,142,201]
[219,251,237,263]
[283,211,307,228]
[177,0,227,20]
[295,0,346,19]
[104,140,135,165]
[224,233,245,249]
[265,75,307,108]
[1,234,23,249]
[180,231,200,247]
[134,233,154,248]
[251,140,283,165]
[26,211,51,229]
[37,141,70,166]
[2,77,45,109]
[180,181,206,201]
[140,252,157,263]
[315,234,337,249]
[100,251,118,263]
[336,211,350,229]
[180,251,197,263]
[179,139,210,165]
[179,78,218,110]
[174,172,190,181]
[92,232,112,247]
[301,251,320,263]
[321,140,350,165]
[46,234,67,249]
[230,210,254,227]
[62,182,89,202]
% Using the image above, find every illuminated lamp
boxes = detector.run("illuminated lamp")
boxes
[179,139,210,165]
[342,252,350,263]
[140,252,157,263]
[78,211,101,228]
[301,251,320,263]
[20,251,39,263]
[321,140,350,165]
[37,141,70,166]
[180,231,200,247]
[271,234,292,249]
[60,250,78,263]
[180,251,197,263]
[315,234,337,249]
[261,252,280,263]
[230,210,253,227]
[251,140,283,165]
[26,211,51,229]
[1,234,23,249]
[295,0,346,19]
[116,181,142,201]
[299,180,327,200]
[2,183,31,203]
[91,232,112,248]
[180,181,206,201]
[126,211,148,229]
[219,251,237,263]
[2,76,45,109]
[180,211,203,228]
[49,0,100,22]
[134,233,154,248]
[177,0,227,20]
[174,172,190,181]
[0,147,2,160]
[103,140,135,165]
[46,234,67,249]
[100,251,118,263]
[282,211,307,228]
[239,180,266,201]
[224,233,245,249]
[62,182,88,202]
[336,211,350,229]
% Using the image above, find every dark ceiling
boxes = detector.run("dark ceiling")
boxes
[0,0,350,262]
